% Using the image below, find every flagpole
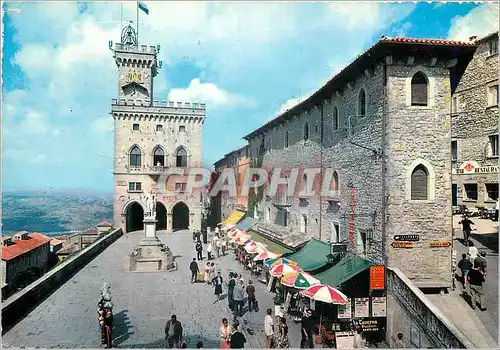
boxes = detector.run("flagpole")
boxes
[120,2,123,33]
[136,0,139,45]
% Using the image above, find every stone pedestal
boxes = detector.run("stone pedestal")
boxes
[127,218,176,272]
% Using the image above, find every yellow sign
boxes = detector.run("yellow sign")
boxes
[126,70,143,84]
[391,242,413,248]
[429,241,451,248]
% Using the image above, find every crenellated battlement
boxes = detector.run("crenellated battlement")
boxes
[114,43,157,54]
[111,99,206,110]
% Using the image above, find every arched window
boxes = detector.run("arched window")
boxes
[304,123,309,141]
[129,146,142,167]
[333,106,339,130]
[411,164,428,200]
[176,148,188,167]
[333,171,339,192]
[285,131,289,148]
[411,72,428,106]
[358,89,366,117]
[153,146,164,166]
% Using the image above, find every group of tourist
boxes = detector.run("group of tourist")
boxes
[97,283,114,349]
[457,245,488,311]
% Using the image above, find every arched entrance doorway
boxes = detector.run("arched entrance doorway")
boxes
[172,202,189,231]
[126,202,144,232]
[156,202,167,230]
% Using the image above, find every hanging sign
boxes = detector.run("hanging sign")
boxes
[337,299,352,319]
[369,265,385,290]
[371,297,387,317]
[354,297,369,318]
[393,234,419,242]
[391,242,413,248]
[429,241,451,248]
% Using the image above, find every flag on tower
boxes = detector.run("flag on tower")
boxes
[138,0,149,15]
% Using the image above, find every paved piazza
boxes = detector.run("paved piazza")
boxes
[3,230,297,348]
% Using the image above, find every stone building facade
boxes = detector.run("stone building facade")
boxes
[452,32,499,210]
[111,25,205,233]
[243,36,477,288]
[213,145,250,224]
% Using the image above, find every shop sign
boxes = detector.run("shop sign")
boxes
[391,242,413,248]
[354,297,369,318]
[429,241,451,248]
[337,299,352,319]
[371,297,387,317]
[393,234,419,242]
[335,332,355,349]
[456,161,498,175]
[360,319,380,332]
[369,265,385,290]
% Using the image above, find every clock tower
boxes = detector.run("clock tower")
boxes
[112,22,159,103]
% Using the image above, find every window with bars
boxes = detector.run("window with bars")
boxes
[331,222,340,243]
[129,146,142,167]
[179,125,186,133]
[358,89,366,117]
[175,183,187,193]
[128,182,142,192]
[411,72,428,106]
[463,183,478,201]
[132,123,140,131]
[410,164,428,200]
[333,106,339,130]
[489,38,499,55]
[485,183,499,201]
[489,134,499,157]
[156,124,163,132]
[451,140,458,161]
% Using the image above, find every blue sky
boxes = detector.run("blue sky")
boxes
[2,1,498,191]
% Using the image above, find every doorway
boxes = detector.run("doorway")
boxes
[126,202,144,232]
[172,202,190,231]
[156,202,167,230]
[452,184,458,206]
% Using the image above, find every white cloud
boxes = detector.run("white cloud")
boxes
[168,78,251,109]
[276,96,307,115]
[448,3,499,41]
[92,118,114,133]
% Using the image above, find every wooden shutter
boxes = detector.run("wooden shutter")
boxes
[411,166,428,200]
[411,73,428,106]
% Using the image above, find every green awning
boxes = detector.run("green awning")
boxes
[248,230,293,255]
[313,256,374,287]
[284,238,333,271]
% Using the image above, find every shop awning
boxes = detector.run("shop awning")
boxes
[235,217,259,231]
[248,230,293,255]
[313,256,374,287]
[221,210,246,226]
[284,238,334,272]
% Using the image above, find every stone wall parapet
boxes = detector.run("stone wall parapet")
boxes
[114,43,157,54]
[111,98,206,110]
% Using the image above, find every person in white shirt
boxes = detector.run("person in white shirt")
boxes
[264,308,275,348]
[353,326,364,348]
[207,242,213,260]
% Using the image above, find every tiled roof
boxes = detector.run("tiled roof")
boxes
[2,232,51,261]
[380,36,476,47]
[96,221,113,227]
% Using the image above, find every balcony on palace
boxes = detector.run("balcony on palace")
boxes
[272,195,293,207]
[147,165,169,174]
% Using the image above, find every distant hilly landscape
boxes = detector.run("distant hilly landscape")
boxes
[2,190,113,236]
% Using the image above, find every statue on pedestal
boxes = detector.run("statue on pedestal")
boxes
[145,191,157,219]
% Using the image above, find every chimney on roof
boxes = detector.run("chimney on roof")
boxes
[3,238,13,247]
[469,35,477,42]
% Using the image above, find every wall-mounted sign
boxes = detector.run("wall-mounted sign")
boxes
[429,241,451,248]
[393,234,420,242]
[360,319,380,332]
[369,265,385,290]
[354,297,369,318]
[371,297,387,317]
[456,161,498,175]
[338,299,352,319]
[391,242,413,248]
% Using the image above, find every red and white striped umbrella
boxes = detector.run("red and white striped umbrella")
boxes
[244,241,266,254]
[302,284,348,305]
[253,250,280,261]
[270,263,302,277]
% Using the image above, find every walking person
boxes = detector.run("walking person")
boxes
[204,262,211,284]
[457,253,472,287]
[228,273,236,311]
[219,318,231,348]
[246,280,256,312]
[264,308,275,348]
[277,315,289,348]
[459,215,474,244]
[221,235,227,256]
[229,324,246,348]
[190,258,200,284]
[196,240,203,260]
[209,262,216,282]
[474,251,487,276]
[207,241,213,260]
[353,326,364,348]
[165,315,183,348]
[468,266,487,310]
[213,235,220,258]
[233,279,245,317]
[300,309,314,348]
[213,271,224,303]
